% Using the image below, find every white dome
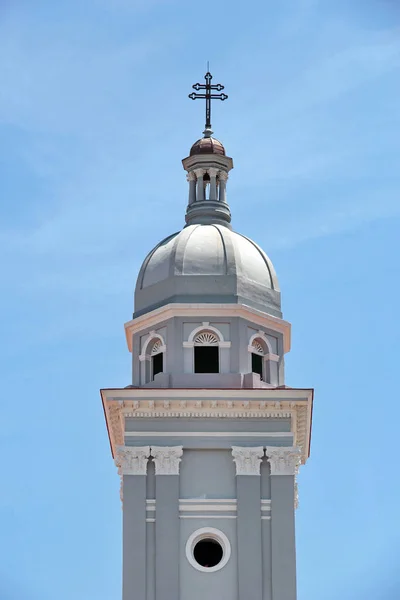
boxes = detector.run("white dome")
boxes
[134,224,281,318]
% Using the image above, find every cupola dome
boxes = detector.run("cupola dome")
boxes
[134,224,281,318]
[133,70,282,321]
[190,137,226,156]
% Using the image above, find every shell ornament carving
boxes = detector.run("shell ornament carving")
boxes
[251,339,265,355]
[193,331,219,345]
[151,340,162,354]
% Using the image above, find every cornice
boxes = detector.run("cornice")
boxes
[102,388,313,466]
[124,303,291,353]
[101,387,312,401]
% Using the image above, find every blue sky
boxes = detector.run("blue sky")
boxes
[1,0,400,598]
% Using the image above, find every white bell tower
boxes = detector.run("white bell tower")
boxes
[102,71,313,600]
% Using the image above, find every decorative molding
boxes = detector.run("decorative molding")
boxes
[180,504,236,512]
[125,431,292,438]
[181,515,236,519]
[151,446,183,475]
[232,446,264,475]
[125,411,292,418]
[140,332,166,358]
[268,353,280,362]
[187,324,225,344]
[101,388,313,466]
[265,446,301,475]
[107,403,124,450]
[248,331,273,355]
[194,331,219,345]
[124,303,291,354]
[295,406,308,464]
[115,445,151,475]
[151,340,162,354]
[251,339,265,355]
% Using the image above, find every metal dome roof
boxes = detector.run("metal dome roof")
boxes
[134,224,281,318]
[190,137,226,156]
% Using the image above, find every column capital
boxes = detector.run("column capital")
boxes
[232,446,264,476]
[265,446,301,475]
[208,167,218,177]
[194,168,205,178]
[218,170,228,181]
[115,445,151,476]
[151,446,183,475]
[186,171,196,182]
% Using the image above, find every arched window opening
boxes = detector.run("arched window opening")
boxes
[150,339,163,381]
[251,338,267,381]
[251,353,263,379]
[203,171,210,200]
[193,331,220,374]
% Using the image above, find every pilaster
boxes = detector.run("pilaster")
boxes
[116,446,151,600]
[232,446,264,600]
[265,447,301,600]
[153,446,183,600]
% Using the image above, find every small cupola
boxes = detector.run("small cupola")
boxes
[183,71,233,228]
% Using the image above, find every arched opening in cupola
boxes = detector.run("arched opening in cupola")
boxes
[250,338,270,382]
[193,331,220,373]
[150,339,164,381]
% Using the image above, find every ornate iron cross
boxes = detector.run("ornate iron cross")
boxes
[189,71,228,132]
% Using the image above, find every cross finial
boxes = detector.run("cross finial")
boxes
[188,70,228,137]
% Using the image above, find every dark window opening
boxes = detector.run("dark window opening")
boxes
[194,346,219,373]
[252,353,263,380]
[193,539,223,568]
[151,353,163,380]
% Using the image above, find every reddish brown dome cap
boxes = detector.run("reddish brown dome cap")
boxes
[190,136,226,156]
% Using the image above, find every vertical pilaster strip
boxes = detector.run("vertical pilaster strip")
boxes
[116,446,151,600]
[152,446,183,600]
[265,446,301,600]
[232,446,264,600]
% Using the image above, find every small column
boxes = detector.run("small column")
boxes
[265,447,301,600]
[208,167,218,200]
[218,171,228,203]
[194,168,205,201]
[186,171,197,205]
[232,446,264,600]
[116,446,151,600]
[152,446,183,600]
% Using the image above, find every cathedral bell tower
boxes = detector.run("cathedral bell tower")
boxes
[102,71,313,600]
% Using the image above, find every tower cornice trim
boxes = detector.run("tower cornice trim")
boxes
[124,303,291,353]
[101,388,313,466]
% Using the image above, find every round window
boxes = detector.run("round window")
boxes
[186,528,231,573]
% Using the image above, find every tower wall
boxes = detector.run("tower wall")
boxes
[130,312,285,389]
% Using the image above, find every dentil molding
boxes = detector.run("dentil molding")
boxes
[232,446,264,475]
[265,446,301,475]
[151,446,183,475]
[115,445,151,475]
